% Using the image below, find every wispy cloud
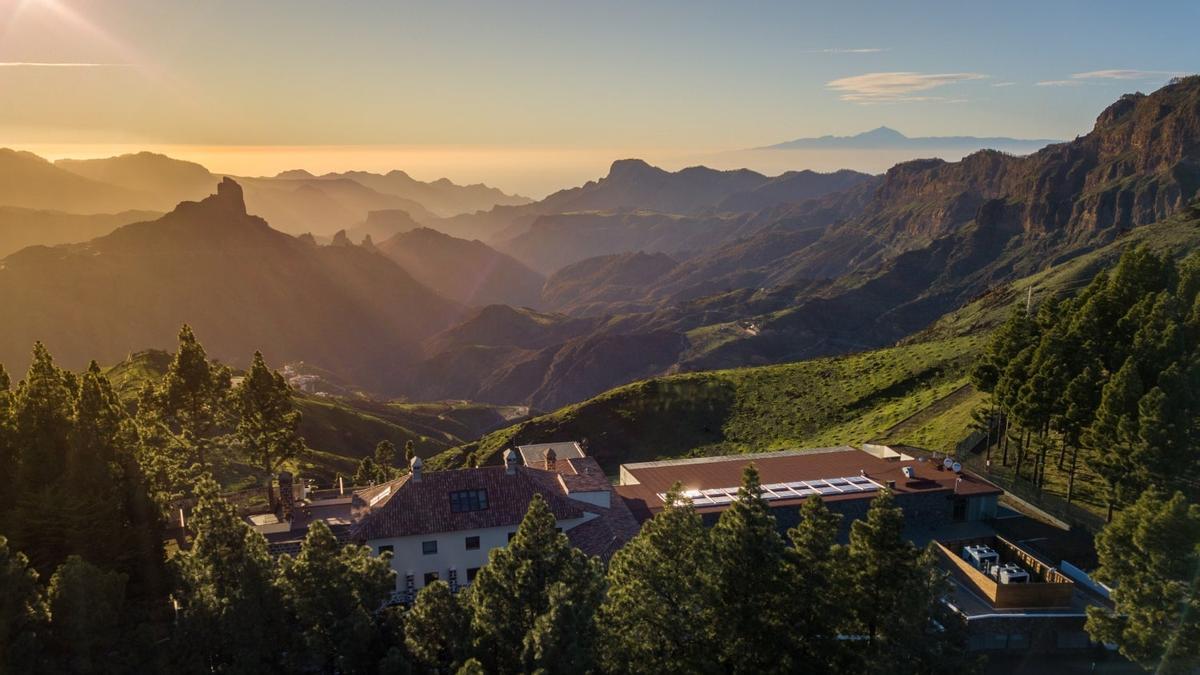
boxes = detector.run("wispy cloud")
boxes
[1038,69,1186,87]
[804,48,889,54]
[1072,69,1184,80]
[991,81,1017,87]
[826,71,987,103]
[0,62,133,68]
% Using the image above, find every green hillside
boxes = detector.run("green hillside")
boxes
[433,208,1200,475]
[430,334,985,472]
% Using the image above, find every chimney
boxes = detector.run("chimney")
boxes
[544,447,557,471]
[410,455,423,482]
[504,449,520,475]
[278,472,295,522]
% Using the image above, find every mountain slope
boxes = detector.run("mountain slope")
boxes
[310,170,531,217]
[413,78,1200,412]
[0,179,464,391]
[55,152,216,209]
[433,202,1200,474]
[540,252,679,315]
[0,149,146,212]
[0,207,159,258]
[375,227,545,307]
[430,160,874,244]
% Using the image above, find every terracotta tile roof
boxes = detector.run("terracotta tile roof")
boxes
[616,446,1002,522]
[349,466,588,541]
[554,456,612,493]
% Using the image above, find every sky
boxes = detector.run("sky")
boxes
[1,0,1195,196]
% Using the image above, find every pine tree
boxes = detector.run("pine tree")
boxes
[469,494,599,673]
[0,364,15,514]
[1086,490,1200,673]
[704,465,791,674]
[233,351,304,507]
[44,555,127,674]
[0,536,47,673]
[375,440,398,478]
[175,475,287,673]
[151,325,232,469]
[785,494,849,670]
[1085,358,1144,521]
[12,343,75,490]
[276,519,395,674]
[405,580,471,671]
[456,658,485,675]
[845,490,939,669]
[522,574,605,675]
[355,456,382,485]
[599,484,717,675]
[404,439,416,465]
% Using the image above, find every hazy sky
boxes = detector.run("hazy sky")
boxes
[1,0,1195,195]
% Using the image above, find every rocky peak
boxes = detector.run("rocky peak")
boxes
[330,229,352,247]
[214,177,246,213]
[605,158,661,182]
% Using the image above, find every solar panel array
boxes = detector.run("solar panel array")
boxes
[658,475,879,506]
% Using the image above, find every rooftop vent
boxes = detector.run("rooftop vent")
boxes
[901,466,915,479]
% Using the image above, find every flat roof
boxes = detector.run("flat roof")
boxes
[616,446,1001,521]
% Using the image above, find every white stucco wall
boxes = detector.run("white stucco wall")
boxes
[368,513,595,591]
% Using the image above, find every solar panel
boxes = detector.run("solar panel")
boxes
[657,475,879,505]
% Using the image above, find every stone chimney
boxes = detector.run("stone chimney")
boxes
[410,455,423,482]
[504,449,520,475]
[278,472,295,522]
[544,447,557,471]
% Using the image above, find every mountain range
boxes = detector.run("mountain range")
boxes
[1,78,1197,414]
[758,126,1061,153]
[0,178,464,391]
[0,150,528,236]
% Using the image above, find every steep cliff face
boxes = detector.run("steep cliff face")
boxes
[785,77,1200,283]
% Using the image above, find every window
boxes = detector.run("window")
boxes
[507,532,515,542]
[377,544,393,555]
[423,572,439,586]
[466,567,480,583]
[422,540,438,555]
[450,489,489,513]
[465,536,480,550]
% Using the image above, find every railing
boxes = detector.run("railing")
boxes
[957,452,1107,532]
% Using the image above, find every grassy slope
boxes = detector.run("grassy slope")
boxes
[433,211,1200,476]
[430,334,984,472]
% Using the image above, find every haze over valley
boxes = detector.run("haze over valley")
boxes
[3,2,1199,672]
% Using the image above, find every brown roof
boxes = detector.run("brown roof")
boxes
[554,456,612,493]
[616,447,1001,522]
[350,466,588,540]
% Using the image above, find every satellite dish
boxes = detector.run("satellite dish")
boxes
[943,457,954,469]
[952,462,962,473]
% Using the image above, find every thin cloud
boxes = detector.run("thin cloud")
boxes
[0,62,133,68]
[1037,69,1186,87]
[804,48,889,54]
[991,81,1017,87]
[1072,69,1184,80]
[826,71,987,103]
